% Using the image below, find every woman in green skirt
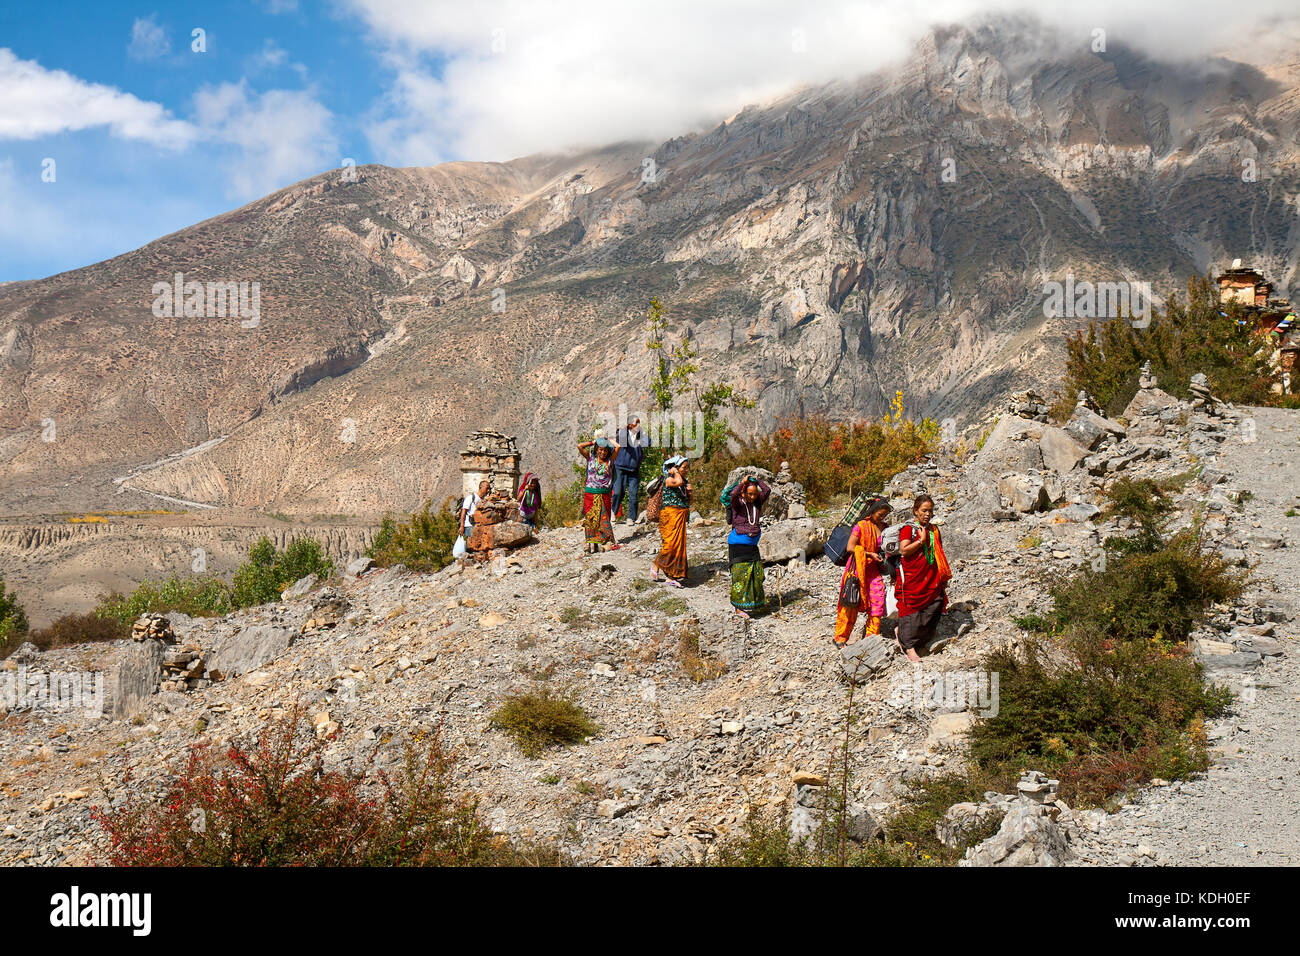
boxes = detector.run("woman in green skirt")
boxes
[726,475,771,617]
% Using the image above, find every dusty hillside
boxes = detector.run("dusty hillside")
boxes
[2,385,1294,866]
[3,18,1299,520]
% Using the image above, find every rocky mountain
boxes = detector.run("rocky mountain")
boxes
[2,16,1299,518]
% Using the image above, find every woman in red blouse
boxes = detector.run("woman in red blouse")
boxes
[895,494,952,662]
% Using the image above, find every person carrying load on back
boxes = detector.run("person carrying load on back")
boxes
[833,497,891,646]
[724,474,771,618]
[517,472,541,529]
[895,494,952,662]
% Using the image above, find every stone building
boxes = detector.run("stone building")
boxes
[459,430,520,497]
[1215,260,1297,394]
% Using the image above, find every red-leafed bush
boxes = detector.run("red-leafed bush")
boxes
[92,704,562,866]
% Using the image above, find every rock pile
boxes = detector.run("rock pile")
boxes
[130,613,174,643]
[132,614,209,693]
[1007,390,1050,421]
[466,493,533,553]
[959,771,1076,866]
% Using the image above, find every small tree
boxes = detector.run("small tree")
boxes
[641,296,754,492]
[1056,274,1279,418]
[0,578,29,658]
[232,536,334,607]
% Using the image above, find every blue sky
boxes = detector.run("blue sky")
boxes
[0,0,405,281]
[1,0,1292,283]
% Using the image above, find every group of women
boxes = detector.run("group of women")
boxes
[575,438,951,655]
[831,494,950,661]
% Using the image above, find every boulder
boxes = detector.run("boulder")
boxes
[345,556,374,577]
[936,802,1005,848]
[469,520,533,551]
[926,712,975,750]
[1122,386,1179,421]
[998,473,1062,513]
[1062,406,1125,451]
[758,517,822,563]
[281,574,318,600]
[1050,503,1101,523]
[104,639,166,717]
[206,624,295,679]
[839,638,894,684]
[1038,426,1091,474]
[972,417,1045,474]
[962,801,1073,866]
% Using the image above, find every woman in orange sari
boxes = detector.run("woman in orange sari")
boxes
[895,494,952,662]
[650,455,690,587]
[833,498,891,646]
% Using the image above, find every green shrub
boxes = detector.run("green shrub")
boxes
[1047,479,1244,645]
[367,499,461,573]
[489,688,600,758]
[707,807,948,868]
[231,536,334,607]
[540,478,584,528]
[0,578,29,657]
[96,574,235,626]
[29,612,130,650]
[967,637,1230,806]
[1053,274,1280,419]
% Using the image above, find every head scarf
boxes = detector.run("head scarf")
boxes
[663,454,688,474]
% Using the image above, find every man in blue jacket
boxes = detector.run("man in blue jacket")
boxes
[612,416,645,524]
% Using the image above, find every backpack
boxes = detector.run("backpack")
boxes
[825,492,880,567]
[720,479,741,509]
[878,522,914,581]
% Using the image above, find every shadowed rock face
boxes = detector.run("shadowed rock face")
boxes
[3,19,1298,518]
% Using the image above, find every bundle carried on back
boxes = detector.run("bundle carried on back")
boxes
[825,491,881,566]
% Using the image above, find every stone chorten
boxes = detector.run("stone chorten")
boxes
[459,430,521,498]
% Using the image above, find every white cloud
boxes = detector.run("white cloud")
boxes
[128,15,172,61]
[0,50,336,199]
[249,39,288,70]
[346,0,1300,164]
[0,48,196,147]
[193,81,338,197]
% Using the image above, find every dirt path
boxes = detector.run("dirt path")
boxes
[1072,406,1300,865]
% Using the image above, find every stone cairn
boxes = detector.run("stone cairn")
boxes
[1138,360,1157,390]
[1189,372,1218,414]
[1007,390,1050,421]
[132,613,207,693]
[130,613,174,643]
[1076,389,1101,414]
[774,461,809,520]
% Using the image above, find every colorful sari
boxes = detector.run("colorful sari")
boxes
[583,491,614,545]
[896,523,951,651]
[583,455,616,546]
[834,520,886,644]
[729,542,764,610]
[655,505,689,581]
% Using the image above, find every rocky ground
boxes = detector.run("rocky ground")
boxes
[1,386,1295,866]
